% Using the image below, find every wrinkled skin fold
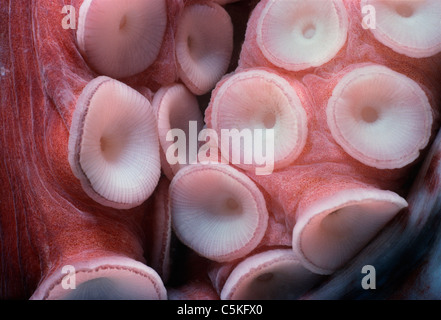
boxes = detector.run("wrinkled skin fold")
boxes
[0,0,164,299]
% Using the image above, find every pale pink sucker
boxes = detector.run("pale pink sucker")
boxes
[239,0,349,72]
[206,68,309,173]
[152,83,204,180]
[175,1,234,95]
[121,0,185,91]
[303,124,441,299]
[30,255,167,300]
[361,0,441,58]
[243,158,409,275]
[68,76,161,209]
[326,63,433,170]
[168,277,220,300]
[170,164,268,262]
[187,193,296,299]
[76,0,168,79]
[213,0,440,279]
[219,248,322,299]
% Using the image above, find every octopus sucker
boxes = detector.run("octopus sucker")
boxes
[68,76,161,209]
[361,0,441,58]
[76,0,168,79]
[219,248,322,300]
[169,164,269,262]
[207,68,309,172]
[255,0,349,71]
[326,63,433,170]
[175,1,234,95]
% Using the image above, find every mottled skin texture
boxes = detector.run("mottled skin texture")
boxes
[2,0,441,300]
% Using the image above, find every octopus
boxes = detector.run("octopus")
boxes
[1,0,441,300]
